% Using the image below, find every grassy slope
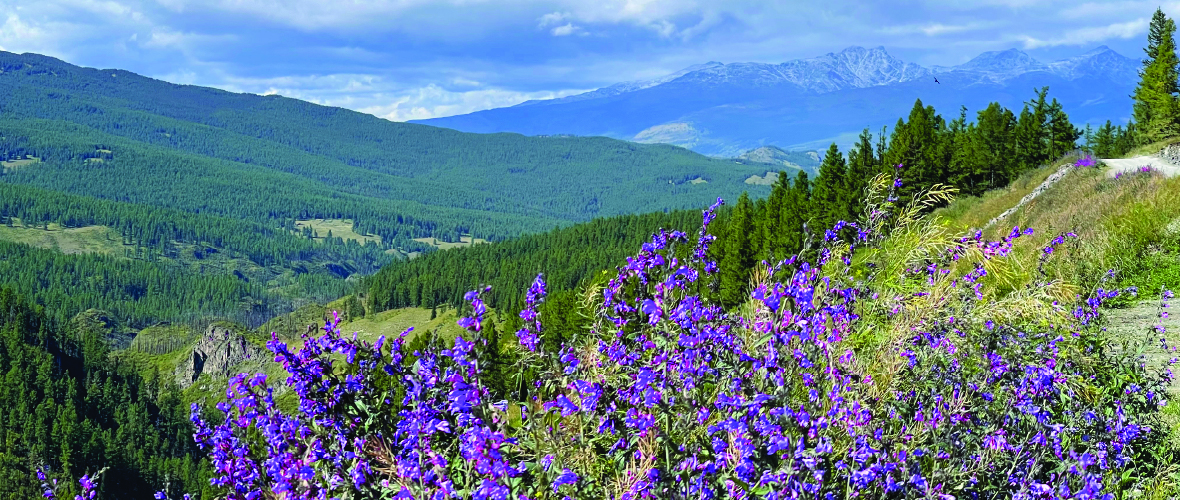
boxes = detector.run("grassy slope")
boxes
[934,149,1180,453]
[295,219,383,246]
[0,221,126,254]
[936,156,1180,293]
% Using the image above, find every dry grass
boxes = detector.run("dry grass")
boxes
[295,219,382,245]
[335,306,468,343]
[936,163,1065,231]
[0,156,40,172]
[934,160,1180,289]
[0,221,129,255]
[412,235,489,250]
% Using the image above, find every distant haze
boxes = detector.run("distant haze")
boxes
[415,46,1139,156]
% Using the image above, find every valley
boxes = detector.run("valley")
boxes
[4,3,1180,498]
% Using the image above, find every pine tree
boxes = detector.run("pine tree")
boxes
[811,143,848,232]
[779,173,812,256]
[845,129,877,221]
[719,192,754,309]
[1133,8,1180,142]
[1046,99,1081,159]
[1092,120,1117,157]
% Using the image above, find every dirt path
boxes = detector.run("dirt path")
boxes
[1101,156,1180,178]
[1104,300,1180,394]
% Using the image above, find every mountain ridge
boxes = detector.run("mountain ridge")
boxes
[415,45,1140,156]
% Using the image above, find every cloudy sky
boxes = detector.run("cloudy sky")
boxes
[0,0,1172,121]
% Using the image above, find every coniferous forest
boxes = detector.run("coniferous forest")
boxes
[368,86,1086,315]
[10,5,1180,500]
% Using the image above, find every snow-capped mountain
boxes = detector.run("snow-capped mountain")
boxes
[1045,46,1139,82]
[415,46,1140,157]
[773,46,932,92]
[933,46,1138,84]
[943,48,1048,79]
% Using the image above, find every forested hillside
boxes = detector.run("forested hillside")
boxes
[0,288,211,499]
[367,87,1085,316]
[0,51,777,244]
[0,50,787,328]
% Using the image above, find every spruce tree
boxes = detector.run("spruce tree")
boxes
[1046,99,1081,159]
[719,192,754,309]
[845,129,877,221]
[779,173,811,257]
[1133,8,1180,142]
[759,171,790,261]
[1019,87,1052,173]
[1115,122,1139,156]
[884,100,941,201]
[1092,120,1117,157]
[945,107,978,195]
[972,102,1017,190]
[811,143,849,232]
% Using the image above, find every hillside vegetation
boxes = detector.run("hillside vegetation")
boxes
[0,51,777,245]
[0,50,790,328]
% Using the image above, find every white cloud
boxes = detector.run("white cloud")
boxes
[881,22,981,36]
[538,11,568,27]
[1020,18,1148,48]
[182,70,588,121]
[356,84,589,121]
[550,22,585,35]
[1059,1,1156,20]
[155,0,495,31]
[0,14,51,53]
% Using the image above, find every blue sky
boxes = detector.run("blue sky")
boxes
[0,0,1171,121]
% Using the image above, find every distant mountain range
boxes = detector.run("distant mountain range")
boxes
[415,46,1140,157]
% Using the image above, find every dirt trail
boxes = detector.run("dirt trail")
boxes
[1100,156,1180,178]
[1104,300,1180,393]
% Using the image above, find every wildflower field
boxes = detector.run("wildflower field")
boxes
[45,172,1174,500]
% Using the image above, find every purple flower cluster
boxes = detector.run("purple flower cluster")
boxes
[174,172,1171,499]
[191,312,411,498]
[38,468,101,500]
[1114,165,1158,179]
[1075,155,1098,167]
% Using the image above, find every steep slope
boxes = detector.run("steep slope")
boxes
[416,46,1138,156]
[937,147,1180,296]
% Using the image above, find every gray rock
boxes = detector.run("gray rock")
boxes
[1158,143,1180,165]
[174,324,266,389]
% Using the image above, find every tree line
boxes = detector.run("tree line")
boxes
[367,86,1085,315]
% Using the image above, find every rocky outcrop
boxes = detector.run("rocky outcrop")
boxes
[1157,143,1180,165]
[174,324,266,389]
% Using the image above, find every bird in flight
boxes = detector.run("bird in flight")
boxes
[934,76,940,84]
